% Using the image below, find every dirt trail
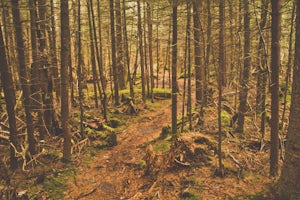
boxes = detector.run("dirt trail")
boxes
[65,100,172,200]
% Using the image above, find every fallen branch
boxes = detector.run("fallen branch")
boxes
[0,134,9,141]
[75,187,98,200]
[229,153,243,181]
[174,158,191,167]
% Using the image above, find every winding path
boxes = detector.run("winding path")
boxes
[64,100,172,200]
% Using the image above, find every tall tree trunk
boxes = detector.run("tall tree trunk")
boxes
[236,0,251,133]
[147,2,154,102]
[49,0,59,100]
[87,1,99,109]
[29,0,46,141]
[281,2,295,128]
[11,0,36,155]
[279,1,300,196]
[137,0,146,102]
[205,0,211,106]
[253,0,269,141]
[77,0,84,136]
[270,0,281,177]
[123,0,134,100]
[0,23,18,170]
[60,0,72,160]
[92,0,107,120]
[143,5,150,97]
[37,0,54,135]
[193,1,203,118]
[187,1,192,131]
[218,0,225,176]
[171,2,177,135]
[110,0,120,105]
[115,0,126,89]
[156,8,160,88]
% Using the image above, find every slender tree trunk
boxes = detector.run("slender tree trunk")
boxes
[115,0,126,89]
[29,0,46,141]
[143,5,150,97]
[171,3,177,135]
[270,0,281,177]
[253,0,269,141]
[279,1,300,197]
[37,0,54,136]
[181,3,188,133]
[281,3,295,128]
[50,0,59,99]
[110,0,120,105]
[163,19,171,89]
[92,0,107,120]
[60,0,72,160]
[218,0,225,176]
[0,23,18,170]
[11,0,36,155]
[193,1,203,122]
[147,2,154,102]
[187,1,192,131]
[87,2,99,109]
[236,0,251,133]
[123,0,134,100]
[205,0,211,106]
[77,0,84,136]
[137,0,146,102]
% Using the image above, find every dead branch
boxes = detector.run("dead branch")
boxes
[75,187,98,200]
[71,138,90,155]
[0,134,9,141]
[174,158,191,167]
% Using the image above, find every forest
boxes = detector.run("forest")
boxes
[0,0,299,199]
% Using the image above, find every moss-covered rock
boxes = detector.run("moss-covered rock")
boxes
[94,131,117,149]
[109,117,123,128]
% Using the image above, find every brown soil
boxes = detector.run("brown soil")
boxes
[63,95,275,200]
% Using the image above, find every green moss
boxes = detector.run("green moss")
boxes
[164,134,173,141]
[109,117,123,128]
[43,168,75,199]
[94,131,117,149]
[138,160,146,169]
[221,110,231,127]
[103,124,115,132]
[153,141,171,153]
[85,127,94,135]
[153,88,171,98]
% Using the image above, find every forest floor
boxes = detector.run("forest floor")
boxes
[0,79,282,200]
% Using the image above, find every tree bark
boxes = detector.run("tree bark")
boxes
[0,23,18,170]
[115,0,126,89]
[123,0,134,100]
[77,0,84,136]
[193,1,203,116]
[236,0,251,133]
[137,0,146,102]
[279,0,300,195]
[60,0,72,160]
[11,0,36,155]
[92,0,107,120]
[110,0,120,105]
[87,1,99,109]
[171,2,177,135]
[147,2,154,102]
[270,0,281,177]
[218,0,225,176]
